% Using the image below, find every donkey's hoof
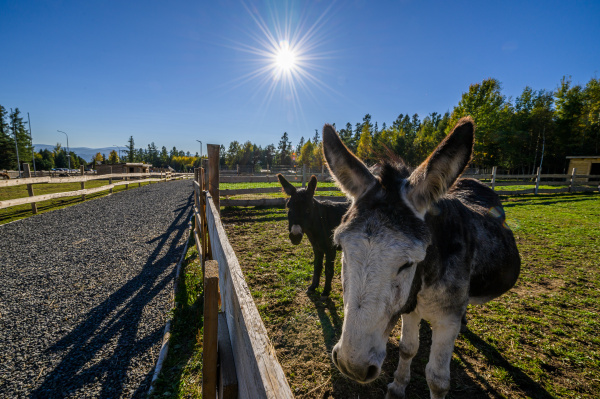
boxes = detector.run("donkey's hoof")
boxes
[306,285,318,294]
[385,382,406,399]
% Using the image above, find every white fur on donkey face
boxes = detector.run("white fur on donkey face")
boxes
[332,220,427,382]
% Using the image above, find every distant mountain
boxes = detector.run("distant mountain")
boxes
[34,144,124,162]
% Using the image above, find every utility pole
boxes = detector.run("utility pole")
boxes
[11,109,21,177]
[538,126,545,174]
[196,139,202,165]
[28,112,36,174]
[57,130,71,170]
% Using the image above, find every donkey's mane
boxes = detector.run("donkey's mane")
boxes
[374,156,413,192]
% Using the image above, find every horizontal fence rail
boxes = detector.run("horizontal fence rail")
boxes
[0,168,191,210]
[205,194,293,398]
[216,168,599,207]
[0,172,186,187]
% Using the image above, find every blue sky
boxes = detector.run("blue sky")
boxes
[1,0,599,156]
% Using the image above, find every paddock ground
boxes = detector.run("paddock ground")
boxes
[221,192,600,399]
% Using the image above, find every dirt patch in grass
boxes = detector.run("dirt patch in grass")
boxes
[220,193,599,398]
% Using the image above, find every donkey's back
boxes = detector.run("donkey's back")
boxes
[446,178,521,302]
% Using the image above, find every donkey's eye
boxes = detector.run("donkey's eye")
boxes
[397,262,413,275]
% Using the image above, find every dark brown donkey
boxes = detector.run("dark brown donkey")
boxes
[323,117,520,399]
[278,174,350,297]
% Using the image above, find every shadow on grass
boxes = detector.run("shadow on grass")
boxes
[306,305,548,399]
[456,329,554,399]
[221,205,288,223]
[307,295,343,352]
[502,191,598,208]
[149,242,204,398]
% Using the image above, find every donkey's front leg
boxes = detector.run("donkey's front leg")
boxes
[321,249,336,297]
[307,250,324,293]
[425,315,461,399]
[386,311,421,399]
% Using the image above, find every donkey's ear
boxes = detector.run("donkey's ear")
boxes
[322,124,376,199]
[405,117,475,215]
[307,175,317,196]
[277,173,296,196]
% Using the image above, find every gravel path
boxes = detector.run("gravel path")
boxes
[0,179,192,398]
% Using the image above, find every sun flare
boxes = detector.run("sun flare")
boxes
[275,40,296,72]
[227,1,338,121]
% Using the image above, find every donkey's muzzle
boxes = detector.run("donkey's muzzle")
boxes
[289,225,303,245]
[332,345,381,383]
[289,233,303,245]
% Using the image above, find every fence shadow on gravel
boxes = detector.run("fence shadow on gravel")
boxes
[31,194,192,398]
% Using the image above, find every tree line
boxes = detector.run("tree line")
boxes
[2,75,598,174]
[0,108,204,172]
[223,75,600,174]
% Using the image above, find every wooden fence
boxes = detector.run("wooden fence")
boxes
[0,164,191,212]
[192,145,293,398]
[189,147,599,397]
[217,165,599,207]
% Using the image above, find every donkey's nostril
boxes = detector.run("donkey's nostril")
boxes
[365,365,379,381]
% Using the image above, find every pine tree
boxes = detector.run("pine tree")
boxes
[0,105,16,169]
[357,120,374,162]
[125,136,135,162]
[108,150,120,164]
[296,136,305,155]
[10,108,33,167]
[277,132,291,165]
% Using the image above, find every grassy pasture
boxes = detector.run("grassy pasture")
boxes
[0,179,154,225]
[220,180,598,201]
[217,192,599,398]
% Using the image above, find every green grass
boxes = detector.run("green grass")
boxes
[0,179,155,225]
[149,230,205,398]
[455,192,600,398]
[216,192,600,398]
[220,181,345,200]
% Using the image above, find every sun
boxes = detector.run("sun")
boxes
[226,1,339,121]
[275,40,296,72]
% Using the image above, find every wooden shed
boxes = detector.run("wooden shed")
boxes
[566,156,600,182]
[96,162,151,175]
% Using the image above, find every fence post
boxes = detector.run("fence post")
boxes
[80,165,86,201]
[202,159,209,190]
[109,166,114,194]
[569,168,576,193]
[302,164,307,188]
[193,168,199,209]
[208,144,220,212]
[202,260,220,399]
[200,167,211,266]
[23,163,38,214]
[534,167,541,195]
[490,166,497,190]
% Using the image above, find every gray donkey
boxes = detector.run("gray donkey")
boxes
[322,117,520,399]
[278,174,349,297]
